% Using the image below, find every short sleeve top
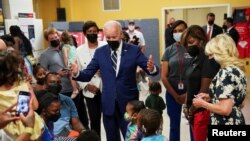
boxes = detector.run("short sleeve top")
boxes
[161,43,192,93]
[0,81,44,140]
[209,65,247,125]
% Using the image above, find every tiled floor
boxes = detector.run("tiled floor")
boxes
[100,77,250,141]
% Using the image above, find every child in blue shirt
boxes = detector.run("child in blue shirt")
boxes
[125,100,145,141]
[137,109,168,141]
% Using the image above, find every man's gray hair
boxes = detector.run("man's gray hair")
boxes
[103,20,122,32]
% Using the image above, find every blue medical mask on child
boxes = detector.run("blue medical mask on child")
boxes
[173,32,182,42]
[124,112,132,122]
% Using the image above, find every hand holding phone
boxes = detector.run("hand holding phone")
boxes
[62,68,70,74]
[16,91,30,116]
[62,68,70,71]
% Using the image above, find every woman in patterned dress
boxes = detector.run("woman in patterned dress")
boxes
[192,34,247,125]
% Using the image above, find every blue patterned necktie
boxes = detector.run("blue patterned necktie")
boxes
[111,51,117,71]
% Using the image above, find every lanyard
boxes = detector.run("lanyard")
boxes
[176,45,185,81]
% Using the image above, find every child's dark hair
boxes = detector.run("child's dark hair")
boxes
[33,64,46,77]
[60,31,71,44]
[45,72,59,83]
[127,100,145,113]
[149,81,162,94]
[0,34,15,46]
[77,130,100,141]
[9,25,33,56]
[70,35,78,47]
[0,49,22,86]
[36,91,60,114]
[138,109,161,137]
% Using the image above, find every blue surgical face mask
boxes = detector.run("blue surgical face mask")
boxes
[173,32,182,42]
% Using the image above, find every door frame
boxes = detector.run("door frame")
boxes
[161,3,230,53]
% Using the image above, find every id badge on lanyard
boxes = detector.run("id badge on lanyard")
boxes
[178,80,184,90]
[177,45,185,90]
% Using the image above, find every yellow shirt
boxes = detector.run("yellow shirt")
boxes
[0,81,44,140]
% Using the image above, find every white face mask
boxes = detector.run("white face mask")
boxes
[173,32,182,42]
[128,25,135,31]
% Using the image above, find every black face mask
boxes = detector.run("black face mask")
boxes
[209,58,221,69]
[208,20,214,25]
[187,45,200,57]
[48,113,61,122]
[86,34,98,43]
[107,40,120,51]
[50,39,60,47]
[47,83,62,95]
[36,77,45,85]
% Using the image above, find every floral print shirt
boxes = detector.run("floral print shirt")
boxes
[209,65,247,125]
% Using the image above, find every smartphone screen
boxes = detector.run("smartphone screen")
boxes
[16,91,30,116]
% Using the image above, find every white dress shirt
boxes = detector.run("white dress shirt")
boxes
[76,40,107,98]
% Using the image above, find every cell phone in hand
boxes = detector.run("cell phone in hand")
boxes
[16,91,30,116]
[62,68,70,72]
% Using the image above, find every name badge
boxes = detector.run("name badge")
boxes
[178,81,184,90]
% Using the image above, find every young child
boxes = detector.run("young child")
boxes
[76,130,100,141]
[125,100,146,141]
[0,49,44,140]
[137,109,168,141]
[32,64,47,92]
[60,31,79,98]
[145,81,166,134]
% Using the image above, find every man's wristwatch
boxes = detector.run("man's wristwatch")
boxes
[24,127,33,134]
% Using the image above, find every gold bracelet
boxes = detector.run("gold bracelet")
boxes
[24,127,33,134]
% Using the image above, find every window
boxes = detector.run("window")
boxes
[103,0,120,11]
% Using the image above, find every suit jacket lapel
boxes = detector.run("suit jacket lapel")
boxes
[117,43,128,78]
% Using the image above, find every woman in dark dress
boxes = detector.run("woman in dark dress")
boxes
[181,25,220,141]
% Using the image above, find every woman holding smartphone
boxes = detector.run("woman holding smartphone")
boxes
[0,49,43,140]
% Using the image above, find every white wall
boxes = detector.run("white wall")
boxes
[166,9,185,24]
[186,8,209,26]
[166,6,227,27]
[210,7,227,26]
[3,0,44,59]
[3,0,33,19]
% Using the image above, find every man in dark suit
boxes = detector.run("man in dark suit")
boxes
[202,12,223,40]
[165,17,176,48]
[223,17,240,45]
[71,20,159,141]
